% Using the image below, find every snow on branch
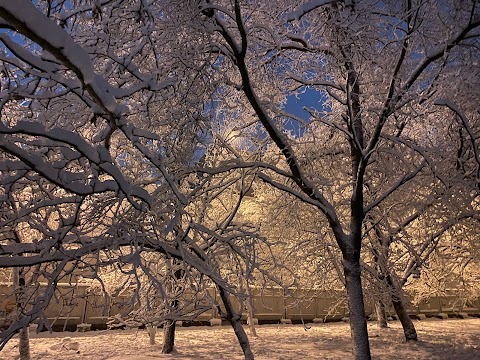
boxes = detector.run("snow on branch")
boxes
[435,98,480,183]
[286,0,344,22]
[364,159,427,213]
[0,121,151,209]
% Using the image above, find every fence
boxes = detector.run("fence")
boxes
[1,283,479,331]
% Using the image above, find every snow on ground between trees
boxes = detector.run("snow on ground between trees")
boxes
[1,319,479,359]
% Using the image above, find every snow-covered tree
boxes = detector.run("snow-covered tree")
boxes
[0,2,267,358]
[1,1,479,360]
[189,1,480,358]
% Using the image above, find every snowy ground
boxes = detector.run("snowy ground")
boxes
[1,318,479,359]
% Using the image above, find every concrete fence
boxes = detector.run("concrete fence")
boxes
[1,283,479,331]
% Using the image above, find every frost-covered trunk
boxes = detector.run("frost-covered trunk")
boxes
[161,320,176,353]
[342,53,370,359]
[217,285,254,360]
[375,301,388,328]
[162,260,182,353]
[344,256,371,360]
[18,327,30,360]
[145,325,156,345]
[14,268,30,360]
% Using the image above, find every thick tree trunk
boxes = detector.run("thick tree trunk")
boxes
[217,285,254,360]
[344,257,371,360]
[375,301,388,328]
[161,320,176,353]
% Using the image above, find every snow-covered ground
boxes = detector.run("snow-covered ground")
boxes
[1,318,479,359]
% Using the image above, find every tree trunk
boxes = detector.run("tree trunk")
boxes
[386,275,417,341]
[217,285,254,360]
[391,296,417,341]
[161,259,183,353]
[14,267,30,360]
[161,320,176,353]
[146,324,156,345]
[245,297,257,337]
[344,257,371,360]
[19,326,30,360]
[375,301,388,328]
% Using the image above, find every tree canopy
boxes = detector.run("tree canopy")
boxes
[1,1,479,359]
